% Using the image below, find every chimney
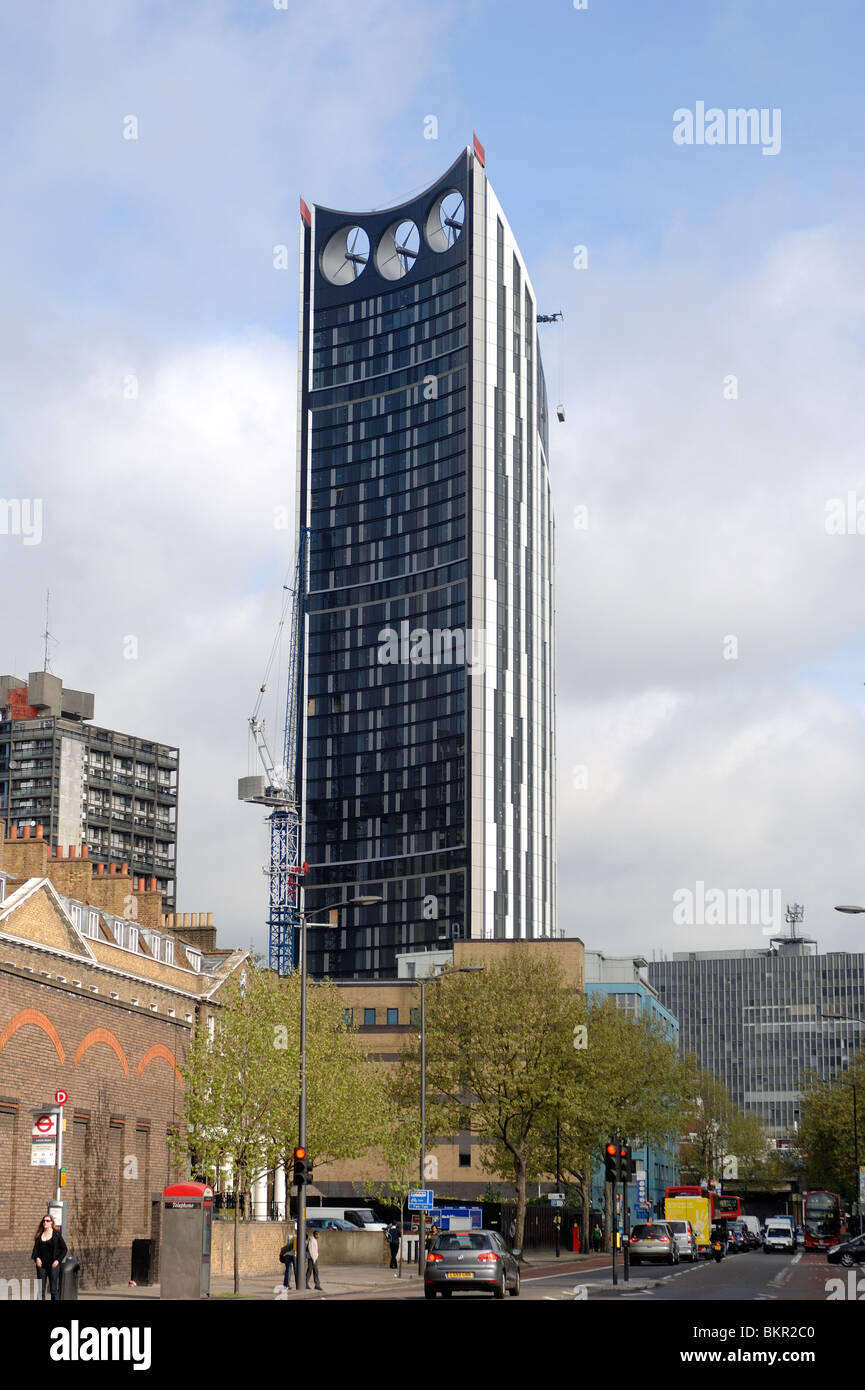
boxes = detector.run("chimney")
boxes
[81,844,89,858]
[35,825,43,840]
[9,826,17,840]
[109,863,117,876]
[69,845,76,859]
[149,877,157,891]
[121,862,129,876]
[55,842,62,856]
[22,826,30,840]
[97,863,105,877]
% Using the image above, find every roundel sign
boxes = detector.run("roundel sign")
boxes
[34,1114,55,1134]
[55,1090,68,1106]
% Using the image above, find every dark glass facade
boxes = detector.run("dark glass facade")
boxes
[296,151,555,978]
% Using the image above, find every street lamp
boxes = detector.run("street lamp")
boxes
[416,964,485,1275]
[295,892,381,1289]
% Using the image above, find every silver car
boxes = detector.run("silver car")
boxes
[665,1219,698,1262]
[628,1221,679,1266]
[424,1229,521,1299]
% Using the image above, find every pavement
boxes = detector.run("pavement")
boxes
[76,1247,607,1300]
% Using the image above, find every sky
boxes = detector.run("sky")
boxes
[1,0,865,963]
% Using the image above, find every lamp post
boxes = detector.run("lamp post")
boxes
[416,964,485,1275]
[295,892,381,1289]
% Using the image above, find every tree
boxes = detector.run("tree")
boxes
[678,1069,737,1184]
[177,966,286,1293]
[397,951,584,1251]
[532,998,695,1245]
[795,1049,865,1206]
[176,964,390,1292]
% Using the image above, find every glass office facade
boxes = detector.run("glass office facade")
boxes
[296,150,555,978]
[649,943,865,1138]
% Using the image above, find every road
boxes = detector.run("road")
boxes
[323,1249,848,1302]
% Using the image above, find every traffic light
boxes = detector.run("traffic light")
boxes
[293,1147,312,1186]
[604,1142,634,1182]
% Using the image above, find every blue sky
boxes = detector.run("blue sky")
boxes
[2,0,865,960]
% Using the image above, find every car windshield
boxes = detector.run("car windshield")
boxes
[435,1234,491,1251]
[632,1226,666,1239]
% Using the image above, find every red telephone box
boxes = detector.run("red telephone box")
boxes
[161,1182,213,1300]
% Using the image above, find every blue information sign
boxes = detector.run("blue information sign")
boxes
[408,1189,434,1210]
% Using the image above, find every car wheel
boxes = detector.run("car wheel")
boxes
[493,1277,505,1299]
[840,1253,855,1268]
[668,1252,677,1265]
[424,1287,436,1299]
[509,1270,520,1297]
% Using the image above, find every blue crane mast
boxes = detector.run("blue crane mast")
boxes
[238,529,308,974]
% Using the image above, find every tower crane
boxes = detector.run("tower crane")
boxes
[238,529,308,974]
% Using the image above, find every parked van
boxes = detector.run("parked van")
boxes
[302,1206,387,1232]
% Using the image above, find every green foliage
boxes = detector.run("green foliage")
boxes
[176,962,390,1291]
[795,1050,865,1203]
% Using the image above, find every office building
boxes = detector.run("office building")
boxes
[648,930,865,1140]
[296,140,556,978]
[0,672,179,908]
[584,951,680,1217]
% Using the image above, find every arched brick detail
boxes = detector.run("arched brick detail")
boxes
[137,1044,183,1088]
[0,1008,65,1062]
[74,1028,130,1077]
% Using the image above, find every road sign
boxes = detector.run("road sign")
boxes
[408,1189,434,1210]
[31,1113,57,1167]
[551,1196,564,1207]
[54,1090,68,1106]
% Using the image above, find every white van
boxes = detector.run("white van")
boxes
[763,1221,794,1252]
[302,1206,387,1232]
[740,1215,762,1242]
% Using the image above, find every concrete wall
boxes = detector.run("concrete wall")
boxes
[210,1222,388,1276]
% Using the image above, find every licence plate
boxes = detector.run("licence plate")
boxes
[446,1272,474,1279]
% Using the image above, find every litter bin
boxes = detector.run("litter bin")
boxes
[60,1256,80,1301]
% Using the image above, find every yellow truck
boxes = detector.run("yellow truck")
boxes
[664,1195,711,1256]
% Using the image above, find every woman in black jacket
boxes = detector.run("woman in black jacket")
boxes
[31,1214,67,1300]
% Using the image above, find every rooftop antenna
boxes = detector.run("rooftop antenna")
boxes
[41,589,57,673]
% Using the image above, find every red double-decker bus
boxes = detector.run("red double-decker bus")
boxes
[802,1191,841,1250]
[664,1186,743,1221]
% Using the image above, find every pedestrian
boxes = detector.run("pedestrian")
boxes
[279,1222,297,1290]
[509,1217,517,1250]
[425,1221,438,1252]
[32,1213,67,1301]
[386,1220,400,1273]
[592,1222,602,1253]
[306,1229,322,1291]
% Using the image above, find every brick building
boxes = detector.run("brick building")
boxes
[0,825,245,1288]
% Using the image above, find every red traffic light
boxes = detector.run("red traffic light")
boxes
[605,1143,617,1157]
[294,1147,306,1160]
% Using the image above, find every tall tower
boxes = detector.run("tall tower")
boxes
[297,142,555,979]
